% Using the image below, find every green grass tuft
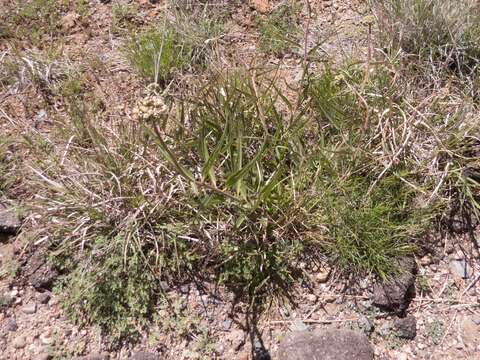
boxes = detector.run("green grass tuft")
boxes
[256,1,301,56]
[125,10,223,85]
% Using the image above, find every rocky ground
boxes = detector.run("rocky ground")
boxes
[1,0,480,359]
[2,201,480,359]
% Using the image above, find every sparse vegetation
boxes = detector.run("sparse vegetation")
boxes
[424,319,445,344]
[111,3,138,34]
[0,137,13,195]
[256,1,301,55]
[2,0,65,44]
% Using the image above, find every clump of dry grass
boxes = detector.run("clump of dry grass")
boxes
[374,0,480,77]
[371,0,480,227]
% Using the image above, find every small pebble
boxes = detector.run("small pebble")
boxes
[420,255,432,266]
[21,302,37,314]
[324,295,336,303]
[222,319,232,331]
[12,336,26,349]
[357,316,374,335]
[37,292,51,305]
[40,333,53,346]
[359,279,370,289]
[449,259,470,279]
[445,243,454,254]
[316,270,330,283]
[0,292,15,306]
[289,319,308,332]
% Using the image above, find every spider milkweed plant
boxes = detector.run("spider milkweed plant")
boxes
[145,70,327,299]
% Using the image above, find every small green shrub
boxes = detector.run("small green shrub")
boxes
[256,1,301,56]
[125,11,223,85]
[125,29,191,85]
[57,236,159,342]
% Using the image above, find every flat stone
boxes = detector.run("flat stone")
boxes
[12,336,26,349]
[36,292,51,304]
[21,302,37,314]
[393,315,417,339]
[277,328,374,360]
[449,259,471,279]
[229,329,244,350]
[289,320,309,332]
[222,319,232,331]
[76,354,109,360]
[460,316,480,349]
[40,332,53,345]
[34,354,52,360]
[27,262,59,290]
[0,203,21,235]
[377,322,391,337]
[130,352,158,360]
[61,12,79,30]
[5,318,18,332]
[372,257,417,313]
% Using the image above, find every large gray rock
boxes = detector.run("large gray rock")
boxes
[372,256,417,313]
[277,328,374,360]
[0,203,21,236]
